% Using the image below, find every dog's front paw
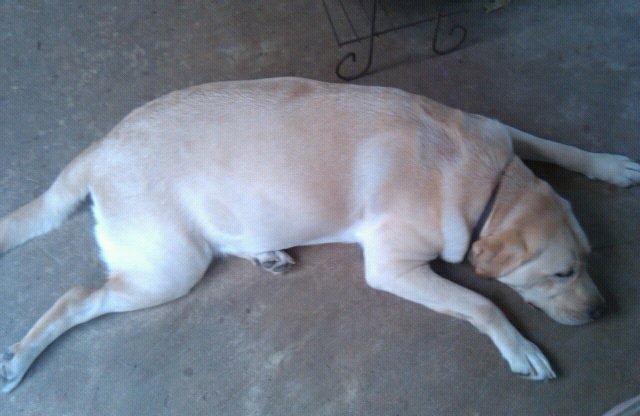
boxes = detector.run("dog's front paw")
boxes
[587,153,640,187]
[503,337,556,381]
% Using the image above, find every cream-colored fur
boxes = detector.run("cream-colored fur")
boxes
[1,77,639,391]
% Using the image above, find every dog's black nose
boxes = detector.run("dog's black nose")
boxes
[589,302,608,320]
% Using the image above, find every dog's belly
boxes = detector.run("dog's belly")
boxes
[180,181,364,254]
[208,221,362,255]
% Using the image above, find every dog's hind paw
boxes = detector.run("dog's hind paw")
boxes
[587,153,640,187]
[1,345,24,393]
[252,250,296,274]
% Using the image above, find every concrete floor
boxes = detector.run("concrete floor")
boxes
[1,0,638,414]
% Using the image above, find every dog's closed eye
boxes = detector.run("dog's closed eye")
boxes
[554,268,574,278]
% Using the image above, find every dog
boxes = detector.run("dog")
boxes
[1,77,639,392]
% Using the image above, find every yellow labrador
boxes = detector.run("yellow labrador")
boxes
[1,78,638,392]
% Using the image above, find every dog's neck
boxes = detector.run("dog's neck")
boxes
[467,156,515,252]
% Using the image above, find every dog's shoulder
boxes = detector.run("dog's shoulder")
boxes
[412,96,512,170]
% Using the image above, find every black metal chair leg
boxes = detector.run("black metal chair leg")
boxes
[336,0,377,81]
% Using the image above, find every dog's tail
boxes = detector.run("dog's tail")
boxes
[0,144,95,254]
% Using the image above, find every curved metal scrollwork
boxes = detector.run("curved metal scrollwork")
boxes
[432,12,467,55]
[332,1,468,81]
[335,0,377,81]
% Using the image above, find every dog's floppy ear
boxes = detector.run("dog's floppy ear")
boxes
[469,229,528,278]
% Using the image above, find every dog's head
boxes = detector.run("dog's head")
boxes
[469,159,606,325]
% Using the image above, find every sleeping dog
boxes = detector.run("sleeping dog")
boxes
[1,77,639,391]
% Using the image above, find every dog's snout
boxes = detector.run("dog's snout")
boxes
[588,302,607,320]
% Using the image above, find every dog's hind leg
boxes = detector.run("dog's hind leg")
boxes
[1,215,214,394]
[0,269,205,393]
[507,125,640,187]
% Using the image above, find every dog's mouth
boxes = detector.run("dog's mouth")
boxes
[527,301,599,325]
[527,302,543,312]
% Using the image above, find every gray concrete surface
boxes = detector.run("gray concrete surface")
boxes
[1,1,638,414]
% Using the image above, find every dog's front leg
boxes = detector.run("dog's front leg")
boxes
[506,125,640,187]
[361,235,556,380]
